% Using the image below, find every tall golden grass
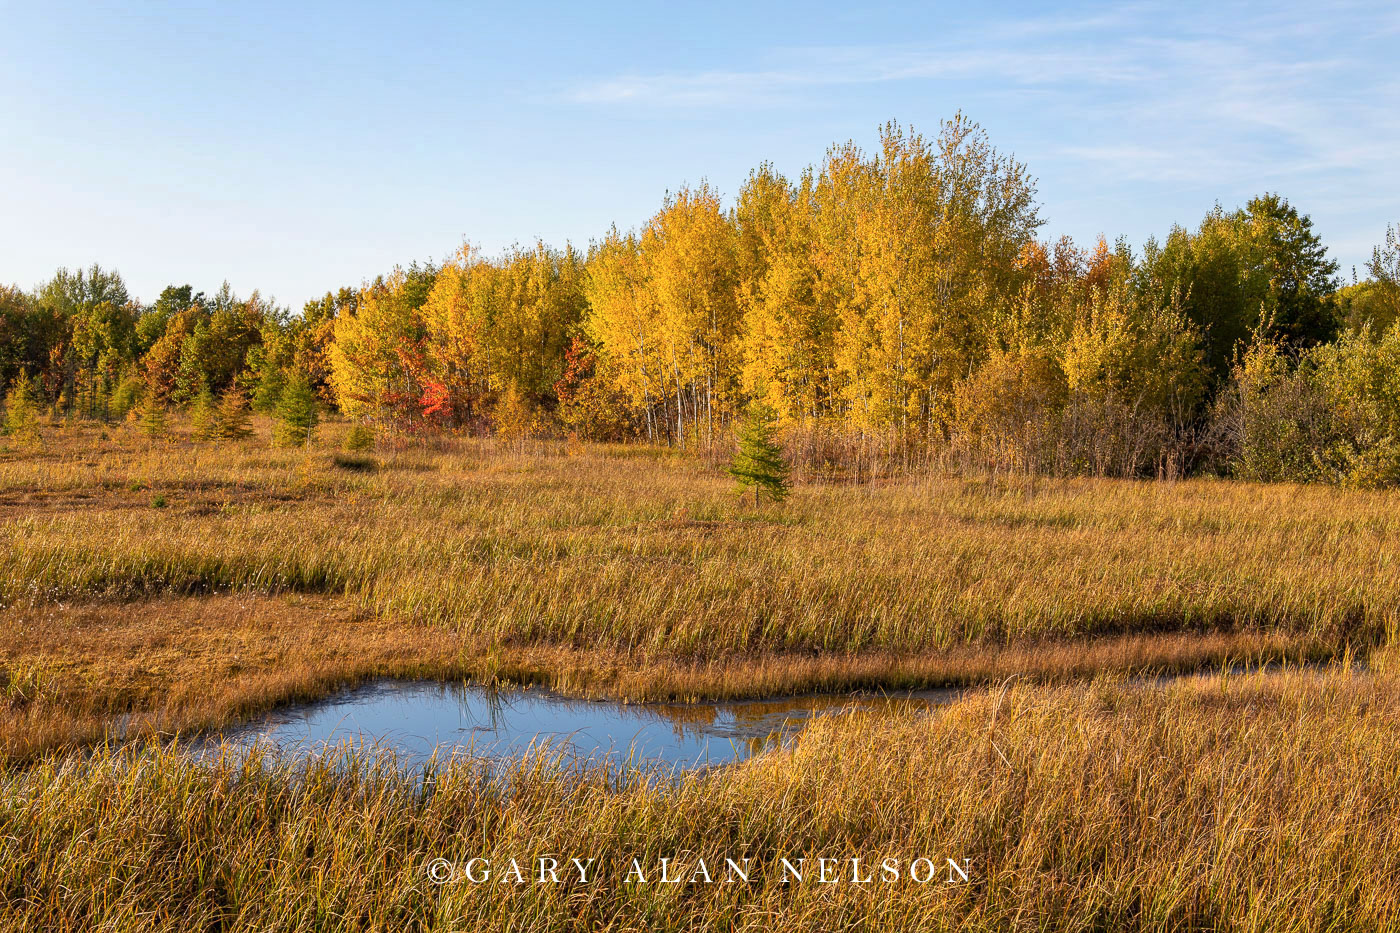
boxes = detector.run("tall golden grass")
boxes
[4,422,1400,657]
[0,593,1331,762]
[4,670,1398,931]
[6,423,1400,930]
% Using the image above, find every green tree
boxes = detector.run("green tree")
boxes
[0,286,36,390]
[727,403,790,505]
[36,264,130,318]
[343,422,375,451]
[1138,195,1338,385]
[137,391,167,439]
[189,385,217,440]
[1244,193,1339,350]
[3,371,41,445]
[252,363,286,413]
[111,372,144,419]
[274,374,319,446]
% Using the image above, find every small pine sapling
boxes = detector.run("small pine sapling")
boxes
[274,374,319,447]
[214,386,253,440]
[190,385,217,440]
[343,422,375,451]
[2,372,42,447]
[138,390,167,439]
[727,403,790,506]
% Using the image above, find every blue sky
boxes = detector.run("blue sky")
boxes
[2,0,1397,309]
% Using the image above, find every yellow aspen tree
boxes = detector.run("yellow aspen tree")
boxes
[421,244,490,408]
[815,140,882,433]
[827,118,1040,442]
[328,271,425,422]
[639,183,741,446]
[736,167,836,425]
[853,122,945,438]
[584,228,666,440]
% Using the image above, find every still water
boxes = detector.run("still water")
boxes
[204,680,954,771]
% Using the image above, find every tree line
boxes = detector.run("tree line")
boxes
[4,115,1400,483]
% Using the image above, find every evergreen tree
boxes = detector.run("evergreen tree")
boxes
[111,373,144,420]
[137,390,167,439]
[190,384,217,440]
[274,373,319,447]
[727,403,790,505]
[343,422,375,451]
[3,372,41,445]
[214,386,252,440]
[253,365,286,413]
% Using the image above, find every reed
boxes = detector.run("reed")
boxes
[5,423,1400,930]
[3,670,1398,932]
[4,422,1400,658]
[0,592,1335,761]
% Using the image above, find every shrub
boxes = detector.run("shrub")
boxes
[555,337,638,441]
[493,387,545,455]
[1311,323,1400,487]
[1212,340,1339,483]
[952,346,1068,473]
[1057,290,1205,477]
[951,288,1205,478]
[1213,326,1400,488]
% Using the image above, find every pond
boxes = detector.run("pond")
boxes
[202,680,956,772]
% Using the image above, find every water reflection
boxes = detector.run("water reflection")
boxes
[204,681,955,771]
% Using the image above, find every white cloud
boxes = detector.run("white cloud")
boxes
[567,0,1400,191]
[566,0,1399,265]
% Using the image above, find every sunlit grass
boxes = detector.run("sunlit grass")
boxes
[5,421,1400,657]
[4,671,1398,931]
[5,423,1400,929]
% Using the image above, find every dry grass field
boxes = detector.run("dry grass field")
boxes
[4,420,1400,930]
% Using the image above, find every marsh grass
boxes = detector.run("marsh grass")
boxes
[4,421,1400,657]
[4,671,1399,931]
[3,420,1399,762]
[5,423,1400,930]
[0,592,1335,762]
